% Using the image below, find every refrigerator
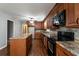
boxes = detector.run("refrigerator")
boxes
[29,27,35,39]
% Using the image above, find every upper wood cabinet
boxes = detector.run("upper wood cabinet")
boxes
[74,4,79,27]
[65,4,75,27]
[75,4,79,22]
[44,20,47,29]
[47,16,52,29]
[66,3,79,28]
[44,3,79,29]
[35,21,44,30]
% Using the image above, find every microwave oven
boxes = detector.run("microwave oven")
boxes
[57,31,74,41]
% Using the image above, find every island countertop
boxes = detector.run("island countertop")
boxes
[9,33,32,39]
[56,41,79,56]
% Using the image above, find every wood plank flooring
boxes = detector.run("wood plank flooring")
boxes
[0,47,7,56]
[28,39,48,56]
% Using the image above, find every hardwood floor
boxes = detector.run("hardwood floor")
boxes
[28,39,48,56]
[0,47,7,56]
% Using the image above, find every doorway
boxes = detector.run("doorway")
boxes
[7,20,13,55]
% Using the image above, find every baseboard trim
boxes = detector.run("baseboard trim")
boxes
[0,45,7,50]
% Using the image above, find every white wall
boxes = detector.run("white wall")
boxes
[0,12,22,49]
[13,20,22,37]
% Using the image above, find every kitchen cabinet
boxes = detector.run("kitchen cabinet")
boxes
[58,4,64,13]
[10,39,26,56]
[43,3,79,28]
[9,34,32,56]
[35,21,44,30]
[65,3,79,28]
[26,35,32,55]
[47,16,52,29]
[65,4,75,27]
[44,20,47,29]
[72,4,79,27]
[56,42,74,56]
[75,4,79,24]
[43,4,65,29]
[53,4,75,27]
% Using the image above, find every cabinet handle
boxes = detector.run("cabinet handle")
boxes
[76,18,79,24]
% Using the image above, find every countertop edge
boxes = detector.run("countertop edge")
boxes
[9,33,32,40]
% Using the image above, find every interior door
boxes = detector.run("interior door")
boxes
[7,20,13,55]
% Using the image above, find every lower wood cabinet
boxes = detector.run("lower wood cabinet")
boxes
[56,43,74,56]
[9,35,32,56]
[26,35,32,55]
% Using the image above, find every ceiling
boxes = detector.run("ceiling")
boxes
[0,3,55,21]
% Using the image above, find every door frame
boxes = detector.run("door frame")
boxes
[7,20,14,55]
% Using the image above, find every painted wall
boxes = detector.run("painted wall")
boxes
[0,12,22,49]
[13,20,22,37]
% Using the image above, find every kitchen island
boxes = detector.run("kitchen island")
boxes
[9,33,32,56]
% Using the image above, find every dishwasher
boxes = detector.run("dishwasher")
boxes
[48,37,56,56]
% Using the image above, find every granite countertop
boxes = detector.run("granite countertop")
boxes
[42,31,79,56]
[42,32,51,38]
[42,32,57,39]
[56,41,79,56]
[9,33,32,39]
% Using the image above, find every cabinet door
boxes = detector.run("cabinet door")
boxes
[74,4,79,24]
[58,4,64,13]
[68,4,75,24]
[47,17,50,29]
[44,20,47,29]
[65,4,75,26]
[56,44,65,56]
[35,22,44,30]
[10,39,26,56]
